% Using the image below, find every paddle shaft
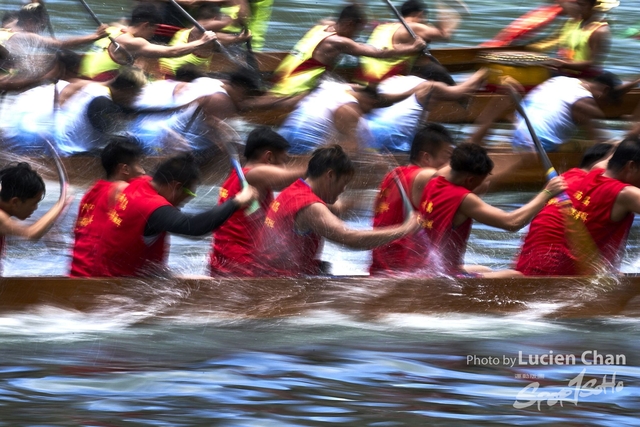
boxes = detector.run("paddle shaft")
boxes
[506,87,558,180]
[222,140,260,215]
[382,0,442,66]
[381,148,414,221]
[42,138,69,202]
[168,0,241,66]
[77,0,134,65]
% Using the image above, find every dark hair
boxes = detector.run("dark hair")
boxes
[593,71,623,102]
[56,49,83,74]
[101,135,144,178]
[337,5,366,26]
[130,4,162,26]
[449,143,494,176]
[109,66,147,91]
[196,3,221,20]
[579,142,614,169]
[401,0,427,17]
[607,136,640,172]
[0,163,45,202]
[229,68,263,95]
[410,123,454,162]
[244,126,290,160]
[174,64,208,82]
[307,145,355,179]
[153,153,201,186]
[412,62,456,86]
[2,11,19,27]
[17,3,47,28]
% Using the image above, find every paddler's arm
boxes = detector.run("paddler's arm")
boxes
[572,97,606,142]
[296,203,420,250]
[610,186,640,222]
[120,31,219,58]
[19,25,109,49]
[417,68,489,103]
[456,176,566,232]
[143,185,257,236]
[245,165,306,192]
[332,36,425,58]
[0,196,71,240]
[333,103,363,154]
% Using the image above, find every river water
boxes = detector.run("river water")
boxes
[2,0,640,424]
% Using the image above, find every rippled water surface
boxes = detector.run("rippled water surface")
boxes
[2,0,640,424]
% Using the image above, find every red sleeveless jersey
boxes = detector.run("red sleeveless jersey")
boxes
[94,176,172,277]
[418,176,472,275]
[517,168,632,275]
[255,179,325,277]
[370,165,429,275]
[70,179,116,277]
[210,167,273,277]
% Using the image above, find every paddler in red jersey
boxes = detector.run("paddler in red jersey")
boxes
[0,163,70,272]
[359,0,457,85]
[418,143,566,277]
[93,153,257,277]
[270,4,425,97]
[370,123,453,276]
[253,145,420,277]
[516,135,640,276]
[210,126,306,277]
[69,136,145,277]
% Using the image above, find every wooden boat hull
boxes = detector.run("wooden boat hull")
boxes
[26,150,582,192]
[2,275,639,318]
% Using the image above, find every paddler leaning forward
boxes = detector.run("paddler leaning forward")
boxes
[69,136,146,277]
[516,135,640,276]
[359,0,458,85]
[269,4,425,97]
[91,153,258,277]
[250,145,420,277]
[79,4,218,82]
[417,143,567,277]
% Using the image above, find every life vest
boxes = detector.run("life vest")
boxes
[558,19,608,62]
[418,175,473,275]
[94,176,172,277]
[254,179,325,276]
[270,25,335,97]
[70,179,116,277]
[158,28,212,78]
[358,23,414,84]
[370,165,430,275]
[210,166,273,277]
[79,27,129,82]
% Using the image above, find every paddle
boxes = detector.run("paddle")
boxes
[42,137,69,206]
[382,0,443,66]
[506,86,563,183]
[168,0,249,69]
[507,86,602,274]
[381,148,414,221]
[77,0,134,65]
[221,139,260,216]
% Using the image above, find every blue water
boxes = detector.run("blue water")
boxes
[2,0,640,424]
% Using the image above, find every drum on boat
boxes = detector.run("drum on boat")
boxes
[479,51,551,92]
